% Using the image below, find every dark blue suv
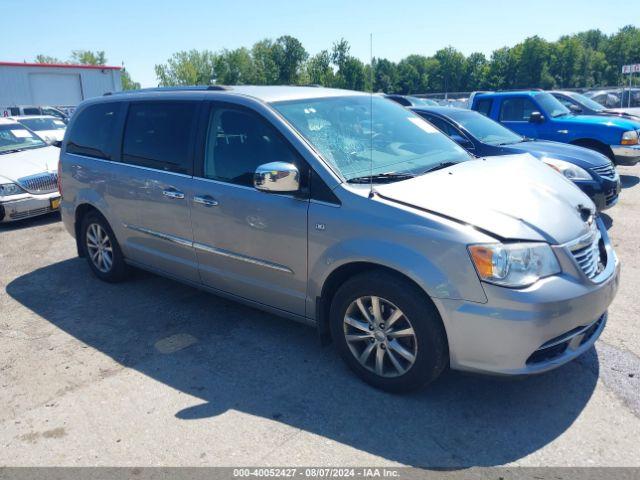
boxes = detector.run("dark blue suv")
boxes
[413,106,621,211]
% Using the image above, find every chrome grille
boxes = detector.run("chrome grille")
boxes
[17,172,58,194]
[570,224,603,279]
[591,163,616,179]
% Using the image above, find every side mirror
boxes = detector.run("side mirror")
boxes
[254,162,300,193]
[51,140,62,148]
[451,134,474,150]
[569,104,582,114]
[529,111,545,123]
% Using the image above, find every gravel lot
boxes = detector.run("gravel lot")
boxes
[1,166,639,467]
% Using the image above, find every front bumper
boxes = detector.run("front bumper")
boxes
[0,192,60,222]
[576,176,621,211]
[434,221,620,376]
[611,144,640,166]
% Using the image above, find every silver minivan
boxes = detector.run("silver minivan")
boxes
[59,86,620,391]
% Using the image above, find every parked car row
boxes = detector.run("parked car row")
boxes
[41,85,620,392]
[1,104,70,123]
[410,106,620,211]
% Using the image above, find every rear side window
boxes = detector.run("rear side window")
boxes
[67,103,123,159]
[499,98,537,121]
[122,102,197,175]
[202,105,300,187]
[23,107,41,115]
[475,98,492,116]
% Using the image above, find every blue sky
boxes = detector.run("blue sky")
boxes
[2,0,636,87]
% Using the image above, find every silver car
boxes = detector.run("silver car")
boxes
[59,86,620,391]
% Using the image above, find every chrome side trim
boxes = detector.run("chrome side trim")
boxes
[124,223,294,274]
[124,224,193,248]
[193,242,294,274]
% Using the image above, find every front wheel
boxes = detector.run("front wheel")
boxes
[329,271,448,392]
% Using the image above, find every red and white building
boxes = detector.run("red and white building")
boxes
[0,62,122,109]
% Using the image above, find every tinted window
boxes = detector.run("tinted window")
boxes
[122,102,197,174]
[499,98,537,121]
[23,107,41,115]
[475,98,492,116]
[9,107,20,116]
[67,102,122,159]
[203,106,299,187]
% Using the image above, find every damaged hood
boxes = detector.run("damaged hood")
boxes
[375,154,594,244]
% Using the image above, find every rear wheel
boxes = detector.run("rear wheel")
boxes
[330,270,448,392]
[80,211,129,282]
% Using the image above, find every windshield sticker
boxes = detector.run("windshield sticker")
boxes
[408,117,438,133]
[11,129,34,138]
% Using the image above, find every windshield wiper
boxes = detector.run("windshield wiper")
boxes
[347,172,415,184]
[421,161,460,174]
[0,149,21,155]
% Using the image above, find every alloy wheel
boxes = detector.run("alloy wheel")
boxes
[86,223,113,273]
[343,295,418,378]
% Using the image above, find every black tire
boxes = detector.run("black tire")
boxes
[80,211,130,282]
[329,270,448,392]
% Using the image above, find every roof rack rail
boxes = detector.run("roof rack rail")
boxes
[103,85,229,96]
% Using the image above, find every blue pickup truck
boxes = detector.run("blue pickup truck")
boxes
[470,91,640,165]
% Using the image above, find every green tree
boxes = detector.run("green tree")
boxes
[71,50,107,65]
[35,55,63,64]
[330,39,366,91]
[306,50,334,86]
[251,39,280,84]
[432,47,466,92]
[372,58,398,93]
[121,69,141,90]
[155,50,216,86]
[272,35,308,84]
[464,52,489,90]
[215,48,255,85]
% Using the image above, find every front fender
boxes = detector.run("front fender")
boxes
[308,234,488,313]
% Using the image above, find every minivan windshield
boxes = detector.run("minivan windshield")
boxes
[18,117,66,132]
[535,92,571,118]
[273,95,471,182]
[0,124,46,153]
[446,110,523,145]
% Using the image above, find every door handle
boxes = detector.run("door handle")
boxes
[162,188,185,200]
[193,195,219,207]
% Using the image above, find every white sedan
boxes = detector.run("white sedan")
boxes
[12,115,66,145]
[0,118,61,222]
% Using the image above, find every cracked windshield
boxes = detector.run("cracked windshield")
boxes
[273,95,471,182]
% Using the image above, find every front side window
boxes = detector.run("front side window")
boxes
[23,107,41,115]
[272,95,470,182]
[18,117,66,132]
[67,103,122,160]
[499,98,538,122]
[122,102,197,174]
[203,106,299,187]
[0,124,46,153]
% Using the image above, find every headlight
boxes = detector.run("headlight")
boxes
[0,183,25,197]
[621,130,639,146]
[542,157,592,181]
[468,243,561,288]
